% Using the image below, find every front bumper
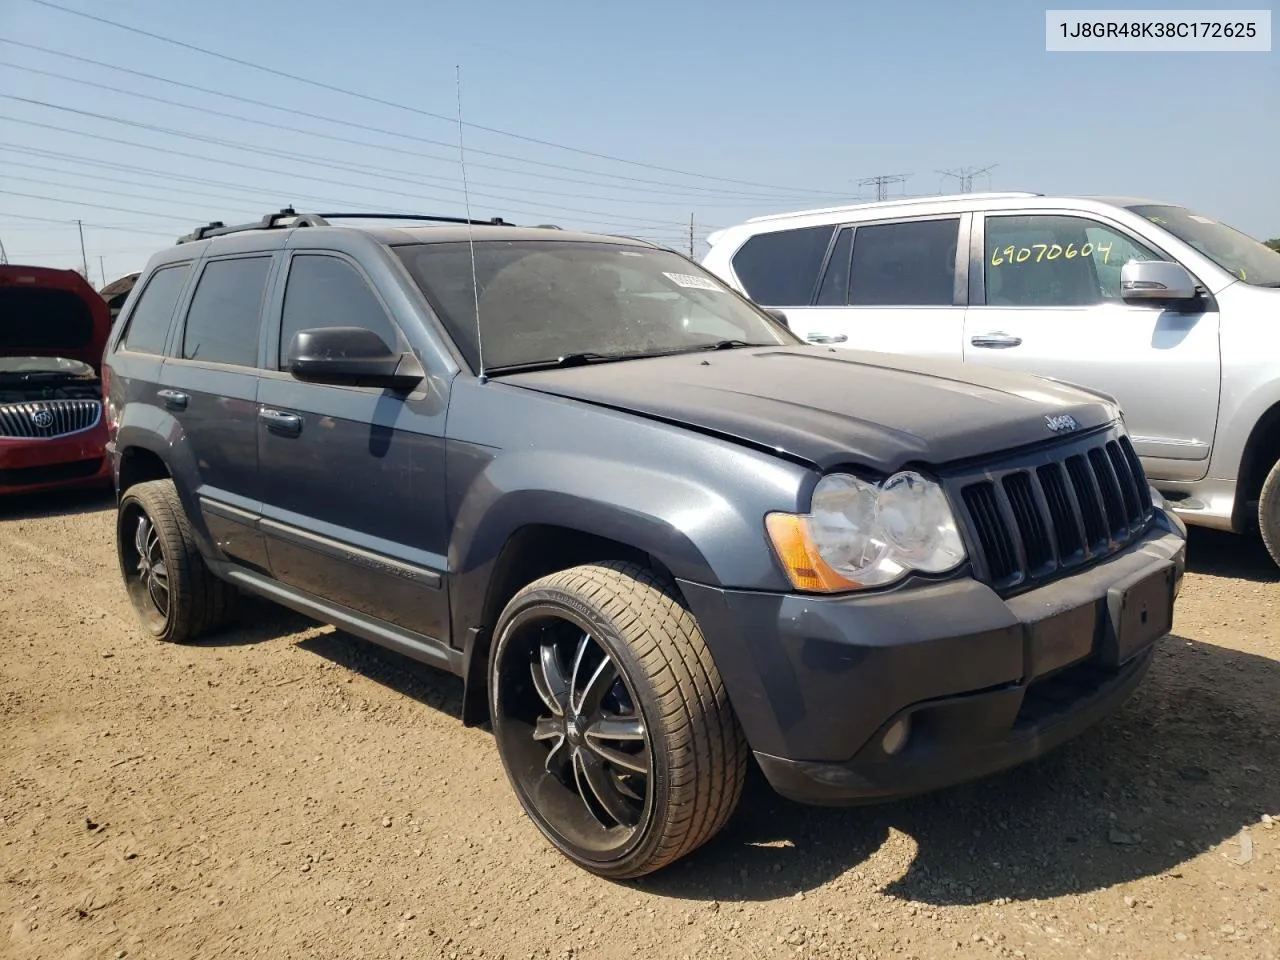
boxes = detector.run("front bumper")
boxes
[677,510,1185,805]
[0,425,111,495]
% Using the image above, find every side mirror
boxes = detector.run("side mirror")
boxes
[286,326,422,391]
[1120,261,1198,302]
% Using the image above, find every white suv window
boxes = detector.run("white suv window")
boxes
[845,218,959,306]
[984,215,1160,307]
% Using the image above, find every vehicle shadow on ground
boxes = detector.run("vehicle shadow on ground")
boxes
[637,634,1279,905]
[188,595,322,648]
[294,627,466,717]
[0,485,114,520]
[1186,525,1279,583]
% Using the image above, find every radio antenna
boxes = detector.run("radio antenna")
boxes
[455,64,486,382]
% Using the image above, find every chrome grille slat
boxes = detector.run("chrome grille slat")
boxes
[0,400,102,438]
[950,427,1156,593]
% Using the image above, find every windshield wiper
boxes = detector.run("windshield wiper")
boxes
[485,350,661,375]
[692,339,775,351]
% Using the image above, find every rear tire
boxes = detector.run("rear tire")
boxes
[1259,458,1280,568]
[116,479,235,643]
[489,561,747,878]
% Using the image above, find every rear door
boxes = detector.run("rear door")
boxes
[962,210,1221,482]
[801,215,969,360]
[255,250,451,644]
[160,252,275,569]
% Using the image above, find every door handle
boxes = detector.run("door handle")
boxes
[806,333,849,344]
[156,389,188,410]
[259,407,303,437]
[970,332,1023,349]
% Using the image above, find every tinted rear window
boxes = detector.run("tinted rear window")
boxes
[122,264,192,355]
[181,257,272,367]
[729,225,835,306]
[847,218,959,306]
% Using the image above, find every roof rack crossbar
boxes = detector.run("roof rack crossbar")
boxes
[176,207,512,244]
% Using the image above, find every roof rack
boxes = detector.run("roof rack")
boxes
[176,207,514,244]
[743,191,1043,224]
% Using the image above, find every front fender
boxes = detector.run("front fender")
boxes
[447,447,801,633]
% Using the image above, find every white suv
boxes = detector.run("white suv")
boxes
[701,192,1280,563]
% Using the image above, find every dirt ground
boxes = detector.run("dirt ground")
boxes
[1,489,1277,960]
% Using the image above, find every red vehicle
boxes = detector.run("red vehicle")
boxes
[0,265,113,496]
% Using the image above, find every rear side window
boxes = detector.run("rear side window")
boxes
[730,225,834,306]
[121,263,191,355]
[181,257,272,366]
[848,218,959,306]
[278,255,399,368]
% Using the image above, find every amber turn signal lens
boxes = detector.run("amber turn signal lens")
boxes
[764,513,863,593]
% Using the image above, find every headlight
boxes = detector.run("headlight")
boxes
[765,471,966,592]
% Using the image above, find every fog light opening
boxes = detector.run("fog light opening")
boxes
[881,716,912,756]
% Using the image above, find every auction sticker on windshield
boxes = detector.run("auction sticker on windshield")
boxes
[663,272,727,292]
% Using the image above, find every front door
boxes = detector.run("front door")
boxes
[962,211,1221,482]
[256,252,451,643]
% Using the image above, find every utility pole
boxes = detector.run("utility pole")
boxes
[75,219,89,278]
[688,213,695,258]
[99,255,107,287]
[939,163,998,193]
[858,174,909,202]
[0,234,8,265]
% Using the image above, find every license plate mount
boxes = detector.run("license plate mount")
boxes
[1101,560,1176,667]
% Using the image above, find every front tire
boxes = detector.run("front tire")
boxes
[1259,458,1280,568]
[116,479,235,643]
[489,561,747,878]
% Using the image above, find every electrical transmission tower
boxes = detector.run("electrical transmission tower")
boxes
[939,164,998,193]
[858,173,909,202]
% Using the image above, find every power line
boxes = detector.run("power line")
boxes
[0,58,816,211]
[0,144,691,237]
[0,106,696,234]
[21,0,845,196]
[1,171,267,219]
[0,189,237,223]
[0,40,841,204]
[0,96,697,229]
[0,212,192,235]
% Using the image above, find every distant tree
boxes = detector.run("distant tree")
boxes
[1267,238,1280,253]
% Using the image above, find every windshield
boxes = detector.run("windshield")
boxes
[1128,204,1280,287]
[0,356,95,377]
[393,240,797,372]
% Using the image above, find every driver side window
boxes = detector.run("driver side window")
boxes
[278,255,400,369]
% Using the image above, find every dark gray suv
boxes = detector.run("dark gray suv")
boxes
[102,209,1188,878]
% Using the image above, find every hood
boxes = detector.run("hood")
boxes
[501,346,1121,472]
[0,265,113,373]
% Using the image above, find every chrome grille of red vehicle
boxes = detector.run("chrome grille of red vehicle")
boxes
[950,429,1154,592]
[0,400,102,439]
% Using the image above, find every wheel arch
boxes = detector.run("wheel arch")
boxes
[1233,399,1280,531]
[116,444,171,497]
[458,519,689,728]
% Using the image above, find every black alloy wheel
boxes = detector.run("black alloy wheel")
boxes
[490,562,747,878]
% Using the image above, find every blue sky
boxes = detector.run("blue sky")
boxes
[0,0,1276,283]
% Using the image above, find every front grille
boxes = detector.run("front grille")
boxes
[951,430,1154,592]
[0,400,101,438]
